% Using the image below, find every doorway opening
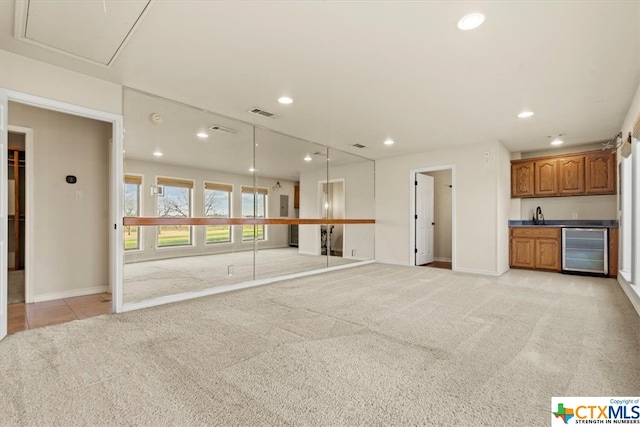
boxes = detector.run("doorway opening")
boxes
[7,131,27,305]
[410,166,455,270]
[1,89,124,341]
[319,179,345,257]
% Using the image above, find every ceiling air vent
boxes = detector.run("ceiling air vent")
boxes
[352,143,366,148]
[209,124,237,134]
[248,107,276,118]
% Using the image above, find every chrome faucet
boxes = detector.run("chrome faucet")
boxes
[533,206,545,225]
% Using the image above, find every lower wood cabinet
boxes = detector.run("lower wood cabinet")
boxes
[510,227,561,271]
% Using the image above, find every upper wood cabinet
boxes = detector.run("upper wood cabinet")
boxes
[534,159,558,196]
[511,161,534,197]
[511,150,615,198]
[585,152,615,194]
[557,155,585,195]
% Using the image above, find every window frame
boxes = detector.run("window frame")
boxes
[123,174,142,251]
[156,176,194,248]
[241,186,268,241]
[204,181,233,245]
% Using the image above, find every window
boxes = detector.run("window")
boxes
[204,182,232,244]
[123,175,142,250]
[241,186,267,241]
[157,177,193,247]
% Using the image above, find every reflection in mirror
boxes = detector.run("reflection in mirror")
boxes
[123,89,255,304]
[253,128,330,278]
[122,88,375,306]
[327,148,375,266]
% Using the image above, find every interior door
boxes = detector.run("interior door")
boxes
[415,173,434,265]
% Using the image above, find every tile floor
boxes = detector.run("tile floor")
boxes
[8,293,112,335]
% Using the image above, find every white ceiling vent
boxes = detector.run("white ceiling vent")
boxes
[209,124,237,134]
[14,0,152,67]
[248,107,276,118]
[352,143,366,148]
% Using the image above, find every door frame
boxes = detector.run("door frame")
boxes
[409,165,456,269]
[0,89,124,340]
[414,173,434,266]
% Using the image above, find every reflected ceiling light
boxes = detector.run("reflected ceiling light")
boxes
[518,111,534,118]
[304,154,312,161]
[153,150,163,157]
[278,96,293,105]
[550,139,564,146]
[249,167,256,172]
[457,13,485,30]
[197,132,209,138]
[384,138,395,145]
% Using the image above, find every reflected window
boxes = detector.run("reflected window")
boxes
[123,174,142,250]
[157,177,193,247]
[204,182,232,244]
[241,186,267,241]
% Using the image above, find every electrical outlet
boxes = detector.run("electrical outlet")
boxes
[351,249,355,257]
[75,190,83,199]
[227,265,234,276]
[572,213,578,219]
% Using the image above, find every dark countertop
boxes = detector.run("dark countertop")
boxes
[509,220,618,228]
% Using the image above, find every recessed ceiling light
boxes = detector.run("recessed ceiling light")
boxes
[278,96,293,105]
[197,132,209,138]
[304,154,312,162]
[384,138,395,146]
[457,13,485,30]
[153,150,163,157]
[518,111,534,118]
[550,139,564,146]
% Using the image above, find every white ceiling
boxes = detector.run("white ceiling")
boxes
[1,0,639,159]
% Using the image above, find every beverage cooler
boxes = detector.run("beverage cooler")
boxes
[561,228,608,276]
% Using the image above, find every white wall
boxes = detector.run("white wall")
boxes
[376,141,503,274]
[0,50,122,114]
[520,195,617,220]
[9,102,111,300]
[299,160,375,260]
[423,170,452,261]
[124,159,295,263]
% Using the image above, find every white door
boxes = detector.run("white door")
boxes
[415,173,434,265]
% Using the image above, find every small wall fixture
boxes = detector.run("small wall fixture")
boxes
[272,181,282,191]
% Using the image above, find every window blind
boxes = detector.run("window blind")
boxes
[124,174,142,185]
[157,177,194,189]
[241,186,268,195]
[204,182,233,192]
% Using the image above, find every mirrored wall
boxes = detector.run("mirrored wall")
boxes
[121,88,375,305]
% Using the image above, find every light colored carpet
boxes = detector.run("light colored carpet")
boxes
[124,247,357,303]
[1,264,639,426]
[8,270,24,304]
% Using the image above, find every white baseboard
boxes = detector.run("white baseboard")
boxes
[617,274,640,318]
[434,257,452,262]
[453,267,508,277]
[375,259,410,267]
[33,286,109,303]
